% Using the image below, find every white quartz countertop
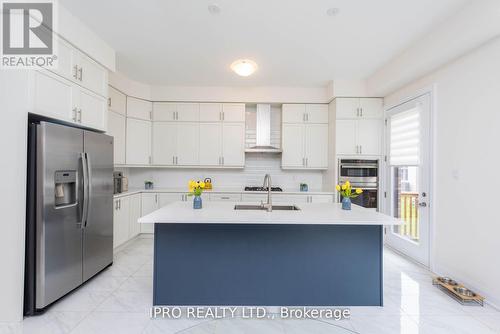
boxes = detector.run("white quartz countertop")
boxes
[114,188,335,198]
[138,201,402,226]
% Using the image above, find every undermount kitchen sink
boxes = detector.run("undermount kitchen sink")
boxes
[234,204,301,211]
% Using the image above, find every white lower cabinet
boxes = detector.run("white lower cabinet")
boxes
[113,196,130,249]
[140,193,158,234]
[140,192,187,233]
[128,194,142,239]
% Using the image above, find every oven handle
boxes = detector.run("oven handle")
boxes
[340,165,378,169]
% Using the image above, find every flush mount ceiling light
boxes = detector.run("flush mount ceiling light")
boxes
[326,7,340,17]
[230,59,258,77]
[208,4,221,15]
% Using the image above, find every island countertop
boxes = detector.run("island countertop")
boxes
[138,201,402,226]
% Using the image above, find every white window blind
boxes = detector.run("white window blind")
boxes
[390,107,420,166]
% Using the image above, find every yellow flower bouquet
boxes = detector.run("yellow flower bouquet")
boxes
[335,180,362,210]
[188,180,205,209]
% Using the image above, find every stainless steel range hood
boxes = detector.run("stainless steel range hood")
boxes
[245,104,282,153]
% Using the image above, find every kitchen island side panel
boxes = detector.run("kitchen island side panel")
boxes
[153,223,382,306]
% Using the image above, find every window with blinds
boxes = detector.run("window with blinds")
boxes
[389,107,420,166]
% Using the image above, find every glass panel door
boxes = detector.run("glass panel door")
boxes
[385,93,431,267]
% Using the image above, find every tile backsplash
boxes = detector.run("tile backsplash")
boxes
[118,154,327,191]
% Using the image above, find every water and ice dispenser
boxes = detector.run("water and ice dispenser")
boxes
[54,171,77,208]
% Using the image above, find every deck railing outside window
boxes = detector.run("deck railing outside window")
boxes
[398,192,419,241]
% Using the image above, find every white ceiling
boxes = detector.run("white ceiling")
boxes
[60,0,470,87]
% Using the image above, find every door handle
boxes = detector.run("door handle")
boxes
[418,202,427,207]
[108,97,111,107]
[72,107,78,122]
[77,108,82,123]
[80,153,89,228]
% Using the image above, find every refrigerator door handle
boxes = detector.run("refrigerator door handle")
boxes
[84,153,92,228]
[80,153,89,229]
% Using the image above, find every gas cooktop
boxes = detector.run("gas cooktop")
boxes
[244,186,283,192]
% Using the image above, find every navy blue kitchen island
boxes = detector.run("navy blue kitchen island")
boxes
[139,201,401,307]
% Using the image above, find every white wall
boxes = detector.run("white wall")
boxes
[120,154,325,192]
[0,71,30,322]
[150,85,329,103]
[384,37,500,307]
[368,0,500,96]
[108,71,151,100]
[58,5,115,71]
[0,4,115,322]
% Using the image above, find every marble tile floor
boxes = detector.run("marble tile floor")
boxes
[2,236,500,334]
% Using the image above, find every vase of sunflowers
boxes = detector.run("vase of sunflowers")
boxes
[336,180,363,210]
[188,180,205,209]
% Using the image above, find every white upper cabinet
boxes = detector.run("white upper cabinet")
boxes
[199,103,245,122]
[335,98,383,119]
[200,103,222,122]
[198,122,244,167]
[304,124,328,168]
[222,103,245,122]
[177,103,200,122]
[282,104,306,123]
[357,119,383,156]
[222,123,245,167]
[152,122,177,165]
[126,118,151,165]
[336,119,382,156]
[199,123,222,166]
[283,104,328,123]
[176,123,200,165]
[107,111,126,165]
[282,123,328,169]
[153,103,199,122]
[281,104,328,169]
[153,122,200,166]
[77,88,107,130]
[153,102,176,121]
[281,124,305,168]
[46,36,107,98]
[30,69,107,131]
[335,98,360,119]
[336,120,358,155]
[108,86,126,116]
[75,53,108,98]
[359,98,383,118]
[305,104,329,123]
[127,97,152,121]
[31,69,75,122]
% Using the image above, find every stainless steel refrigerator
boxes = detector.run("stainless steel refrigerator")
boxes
[25,120,113,314]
